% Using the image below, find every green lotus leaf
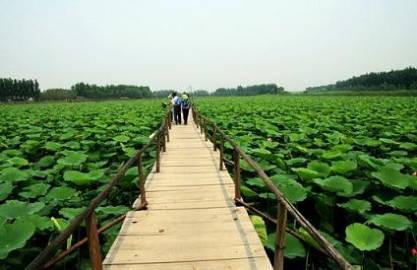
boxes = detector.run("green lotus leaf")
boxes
[246,177,265,188]
[321,149,342,159]
[250,215,267,245]
[307,161,330,177]
[59,207,85,220]
[286,157,307,167]
[292,168,321,181]
[239,160,255,172]
[19,183,50,199]
[265,233,306,258]
[37,155,55,168]
[345,223,384,251]
[57,151,88,167]
[271,175,307,203]
[7,157,29,167]
[371,166,411,189]
[0,219,35,259]
[63,169,104,185]
[0,182,13,201]
[45,142,62,152]
[387,196,417,212]
[45,186,78,200]
[368,213,411,231]
[399,142,417,151]
[240,185,257,197]
[0,167,29,183]
[339,179,370,197]
[338,199,371,214]
[313,176,353,195]
[96,206,129,218]
[331,160,357,174]
[0,200,45,219]
[26,214,52,231]
[379,138,399,145]
[113,135,130,143]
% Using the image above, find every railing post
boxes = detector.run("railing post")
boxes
[233,148,241,200]
[137,154,147,206]
[165,119,170,142]
[156,133,161,173]
[86,213,103,270]
[162,129,166,152]
[213,126,217,152]
[274,202,287,270]
[204,121,208,142]
[200,118,204,134]
[219,136,224,170]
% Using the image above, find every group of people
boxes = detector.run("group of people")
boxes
[169,92,191,125]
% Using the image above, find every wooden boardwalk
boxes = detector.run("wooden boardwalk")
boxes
[103,116,273,269]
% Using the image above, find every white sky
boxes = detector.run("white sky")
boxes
[1,0,417,91]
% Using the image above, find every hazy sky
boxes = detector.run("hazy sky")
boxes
[1,1,417,91]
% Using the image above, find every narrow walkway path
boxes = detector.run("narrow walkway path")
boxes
[103,114,273,269]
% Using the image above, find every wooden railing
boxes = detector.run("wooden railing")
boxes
[192,107,353,270]
[26,110,171,270]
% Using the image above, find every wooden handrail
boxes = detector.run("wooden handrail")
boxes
[26,110,171,270]
[192,107,353,270]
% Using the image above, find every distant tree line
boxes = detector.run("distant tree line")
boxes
[212,84,285,96]
[306,67,417,92]
[40,89,76,101]
[71,83,152,99]
[0,78,40,101]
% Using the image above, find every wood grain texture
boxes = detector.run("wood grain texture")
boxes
[103,116,273,270]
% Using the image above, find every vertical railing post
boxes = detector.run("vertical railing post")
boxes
[274,202,287,270]
[204,121,208,142]
[86,213,103,270]
[213,126,217,151]
[165,122,170,142]
[200,118,203,134]
[219,136,224,170]
[233,148,241,200]
[162,129,166,152]
[156,133,161,173]
[137,153,147,206]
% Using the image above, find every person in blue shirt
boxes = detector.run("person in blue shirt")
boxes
[181,92,191,125]
[171,92,182,124]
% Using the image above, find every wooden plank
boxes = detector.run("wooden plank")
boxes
[104,257,273,270]
[103,116,273,269]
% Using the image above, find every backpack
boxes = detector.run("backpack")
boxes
[175,97,182,106]
[182,98,190,109]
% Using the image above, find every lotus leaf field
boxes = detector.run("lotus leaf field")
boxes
[0,100,163,269]
[196,96,417,269]
[1,96,417,269]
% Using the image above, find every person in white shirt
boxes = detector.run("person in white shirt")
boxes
[171,92,182,124]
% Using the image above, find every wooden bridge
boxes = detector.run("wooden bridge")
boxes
[27,108,353,270]
[102,117,273,269]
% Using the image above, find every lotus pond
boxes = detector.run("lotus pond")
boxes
[0,100,163,269]
[196,96,417,269]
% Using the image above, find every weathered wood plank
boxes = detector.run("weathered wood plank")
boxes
[103,115,272,269]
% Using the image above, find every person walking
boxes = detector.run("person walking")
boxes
[181,92,191,125]
[171,92,182,124]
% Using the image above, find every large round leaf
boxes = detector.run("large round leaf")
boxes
[19,183,50,199]
[63,169,104,185]
[250,215,267,245]
[57,151,88,167]
[367,213,411,231]
[45,186,78,200]
[265,233,306,258]
[292,168,321,181]
[345,223,384,251]
[0,200,45,219]
[271,175,307,203]
[313,176,353,195]
[387,195,417,212]
[0,167,29,183]
[338,199,371,214]
[0,219,35,259]
[371,166,411,189]
[331,160,357,174]
[0,182,13,201]
[7,157,29,167]
[307,161,330,177]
